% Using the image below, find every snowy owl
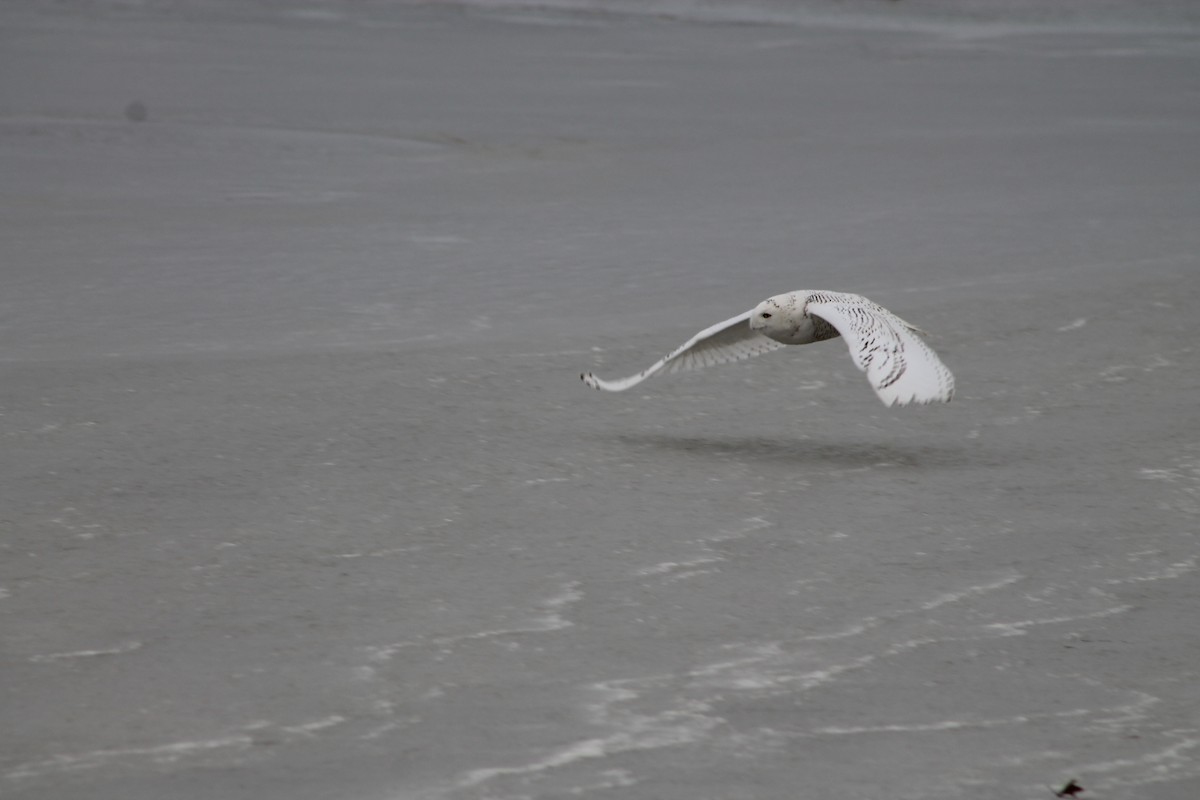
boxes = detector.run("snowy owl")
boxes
[581,290,954,406]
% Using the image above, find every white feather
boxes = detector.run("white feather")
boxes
[581,310,785,392]
[804,295,954,406]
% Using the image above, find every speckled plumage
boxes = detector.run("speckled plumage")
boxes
[581,290,954,407]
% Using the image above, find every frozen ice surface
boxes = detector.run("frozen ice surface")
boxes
[2,2,1199,799]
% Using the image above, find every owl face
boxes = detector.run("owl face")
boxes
[748,294,796,336]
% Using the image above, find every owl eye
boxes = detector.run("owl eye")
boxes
[760,312,772,319]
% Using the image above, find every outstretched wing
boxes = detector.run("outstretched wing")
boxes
[805,294,954,406]
[582,310,785,392]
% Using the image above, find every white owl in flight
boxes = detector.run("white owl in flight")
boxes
[581,290,954,407]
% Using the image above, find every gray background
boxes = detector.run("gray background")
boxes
[2,2,1199,798]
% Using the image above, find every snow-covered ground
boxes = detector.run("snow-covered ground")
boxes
[2,2,1199,799]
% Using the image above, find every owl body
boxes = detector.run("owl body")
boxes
[751,291,845,345]
[582,289,954,407]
